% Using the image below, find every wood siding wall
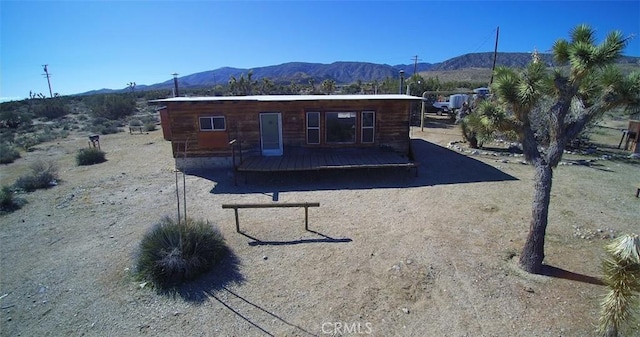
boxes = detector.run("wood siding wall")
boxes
[166,99,412,158]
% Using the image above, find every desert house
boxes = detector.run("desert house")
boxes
[153,95,421,172]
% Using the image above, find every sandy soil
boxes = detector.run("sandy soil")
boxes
[1,117,638,337]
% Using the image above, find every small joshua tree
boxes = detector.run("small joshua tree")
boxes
[599,234,640,337]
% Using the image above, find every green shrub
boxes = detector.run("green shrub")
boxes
[88,117,121,135]
[0,142,20,164]
[33,98,71,119]
[88,94,136,120]
[76,147,106,166]
[136,217,228,289]
[14,159,58,192]
[0,185,25,214]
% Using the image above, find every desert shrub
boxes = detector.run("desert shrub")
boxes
[88,117,121,135]
[33,98,71,119]
[0,142,20,164]
[88,94,136,120]
[14,159,58,192]
[0,108,32,129]
[0,185,25,214]
[36,129,56,144]
[144,122,157,131]
[76,147,106,166]
[14,134,39,152]
[136,216,228,289]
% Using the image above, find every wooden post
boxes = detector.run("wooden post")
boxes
[234,208,240,232]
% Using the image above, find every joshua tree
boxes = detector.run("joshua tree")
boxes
[482,25,640,273]
[321,79,336,95]
[599,234,640,337]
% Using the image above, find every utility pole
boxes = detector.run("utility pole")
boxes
[42,65,53,98]
[490,26,500,85]
[411,55,421,75]
[172,73,180,97]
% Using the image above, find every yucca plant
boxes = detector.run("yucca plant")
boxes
[135,216,228,289]
[599,234,640,337]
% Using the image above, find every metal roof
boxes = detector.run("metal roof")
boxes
[150,94,422,103]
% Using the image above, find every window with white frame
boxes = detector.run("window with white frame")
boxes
[307,112,320,144]
[361,111,375,143]
[199,116,226,131]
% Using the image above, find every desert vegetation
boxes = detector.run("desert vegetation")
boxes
[76,147,107,166]
[456,24,640,274]
[135,216,228,289]
[0,185,26,214]
[13,159,58,192]
[599,234,640,337]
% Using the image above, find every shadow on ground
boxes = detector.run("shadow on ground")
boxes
[239,229,352,246]
[205,286,319,337]
[540,265,605,286]
[163,248,245,303]
[167,250,318,336]
[188,139,518,194]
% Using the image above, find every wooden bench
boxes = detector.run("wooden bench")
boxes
[222,202,320,233]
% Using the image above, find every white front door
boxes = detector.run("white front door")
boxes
[260,113,283,156]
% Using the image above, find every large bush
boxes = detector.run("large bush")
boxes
[76,147,106,166]
[33,98,71,119]
[136,217,228,289]
[0,107,32,129]
[14,159,58,192]
[87,117,121,135]
[0,185,25,214]
[0,142,20,164]
[88,94,136,120]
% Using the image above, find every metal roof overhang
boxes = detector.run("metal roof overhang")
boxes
[150,94,422,103]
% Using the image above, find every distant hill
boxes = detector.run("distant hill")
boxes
[78,52,640,95]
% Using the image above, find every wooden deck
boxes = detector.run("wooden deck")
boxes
[236,149,417,172]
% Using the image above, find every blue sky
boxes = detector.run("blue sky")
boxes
[1,0,639,101]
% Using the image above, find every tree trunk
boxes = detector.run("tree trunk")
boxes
[519,162,553,274]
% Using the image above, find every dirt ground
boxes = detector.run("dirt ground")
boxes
[1,116,639,337]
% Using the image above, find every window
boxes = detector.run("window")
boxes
[326,112,356,143]
[306,112,320,144]
[199,116,226,131]
[361,111,375,143]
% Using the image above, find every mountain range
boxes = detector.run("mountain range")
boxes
[81,52,640,95]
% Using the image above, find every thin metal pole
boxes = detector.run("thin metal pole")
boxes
[420,91,428,132]
[304,206,309,231]
[182,140,188,224]
[175,168,181,225]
